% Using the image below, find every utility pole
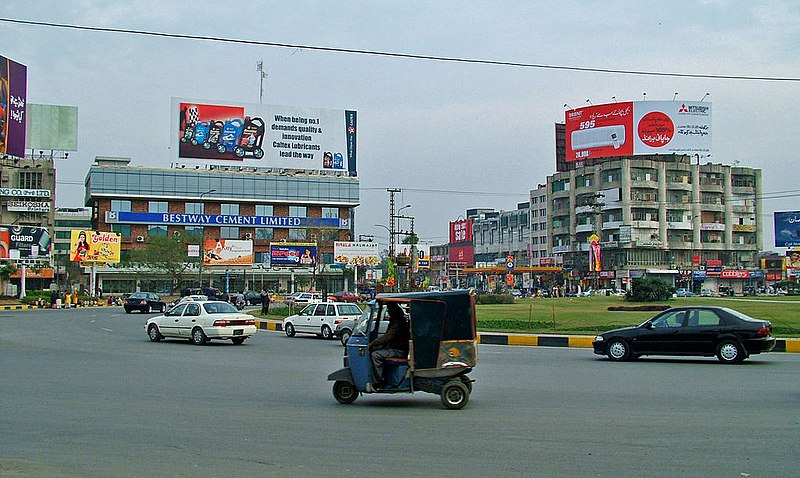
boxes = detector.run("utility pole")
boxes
[387,188,401,258]
[256,61,268,104]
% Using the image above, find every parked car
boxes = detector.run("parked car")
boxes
[700,288,715,297]
[675,288,695,297]
[124,292,166,314]
[286,292,323,307]
[145,300,257,345]
[283,302,363,340]
[242,289,277,306]
[593,306,775,364]
[510,289,523,298]
[327,290,360,303]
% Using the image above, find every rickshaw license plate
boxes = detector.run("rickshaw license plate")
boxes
[233,329,243,335]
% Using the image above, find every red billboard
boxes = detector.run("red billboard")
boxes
[449,244,474,266]
[449,219,473,244]
[565,101,712,162]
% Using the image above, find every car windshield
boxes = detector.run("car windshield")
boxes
[129,292,148,299]
[201,302,239,314]
[722,307,759,323]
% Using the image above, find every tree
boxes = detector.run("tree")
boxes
[625,277,674,302]
[128,234,201,294]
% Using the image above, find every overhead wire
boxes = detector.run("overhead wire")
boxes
[1,17,799,82]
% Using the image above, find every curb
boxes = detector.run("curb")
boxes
[255,320,800,353]
[0,304,108,310]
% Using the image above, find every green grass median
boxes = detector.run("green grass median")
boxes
[476,296,800,336]
[255,296,800,337]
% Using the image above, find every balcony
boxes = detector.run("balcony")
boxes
[576,223,595,233]
[631,220,660,229]
[574,205,594,215]
[732,205,755,214]
[602,220,623,230]
[552,245,570,254]
[667,181,692,191]
[667,221,692,230]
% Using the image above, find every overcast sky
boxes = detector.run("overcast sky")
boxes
[2,1,798,251]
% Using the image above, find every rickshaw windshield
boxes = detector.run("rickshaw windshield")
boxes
[353,304,374,336]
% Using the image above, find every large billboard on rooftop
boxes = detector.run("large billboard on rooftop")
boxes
[171,98,357,176]
[0,55,27,158]
[565,101,711,162]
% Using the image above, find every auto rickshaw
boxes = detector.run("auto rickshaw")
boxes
[328,290,477,409]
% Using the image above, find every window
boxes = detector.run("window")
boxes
[110,200,132,237]
[289,228,307,241]
[18,171,43,189]
[321,207,338,219]
[220,204,240,239]
[147,199,169,238]
[184,202,204,236]
[255,205,274,240]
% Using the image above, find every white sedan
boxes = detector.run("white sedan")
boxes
[145,300,257,345]
[283,302,363,340]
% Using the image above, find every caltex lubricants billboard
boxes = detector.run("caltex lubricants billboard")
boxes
[565,101,711,162]
[171,98,357,176]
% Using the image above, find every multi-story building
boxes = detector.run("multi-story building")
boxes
[84,157,360,295]
[547,154,762,293]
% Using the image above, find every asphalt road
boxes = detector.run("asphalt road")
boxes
[1,307,797,477]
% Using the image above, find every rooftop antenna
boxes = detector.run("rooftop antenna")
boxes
[257,61,268,104]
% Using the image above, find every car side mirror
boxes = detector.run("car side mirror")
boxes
[644,320,653,329]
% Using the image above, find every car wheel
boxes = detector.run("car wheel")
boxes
[124,307,131,314]
[231,337,245,345]
[333,380,358,404]
[321,325,333,340]
[147,324,163,342]
[340,329,352,347]
[607,338,631,361]
[285,323,295,337]
[440,380,470,410]
[716,340,744,364]
[191,327,208,345]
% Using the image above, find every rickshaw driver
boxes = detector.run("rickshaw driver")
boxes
[366,302,410,391]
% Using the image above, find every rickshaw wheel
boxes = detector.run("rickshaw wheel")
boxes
[441,381,470,410]
[333,381,358,404]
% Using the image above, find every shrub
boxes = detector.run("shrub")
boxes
[625,278,674,302]
[476,294,515,305]
[608,305,671,312]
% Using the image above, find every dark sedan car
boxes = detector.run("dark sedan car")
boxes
[124,292,166,314]
[593,306,775,364]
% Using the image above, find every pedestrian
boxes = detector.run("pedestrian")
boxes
[260,287,271,315]
[50,289,58,308]
[65,291,71,308]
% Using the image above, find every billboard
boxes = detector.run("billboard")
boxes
[333,241,379,267]
[0,55,27,158]
[25,104,78,151]
[203,239,253,266]
[565,101,711,162]
[449,219,473,244]
[0,225,51,260]
[449,244,474,266]
[70,230,120,263]
[172,98,357,175]
[774,211,800,247]
[269,242,317,267]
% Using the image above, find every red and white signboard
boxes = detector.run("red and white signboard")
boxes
[449,219,473,244]
[565,101,711,162]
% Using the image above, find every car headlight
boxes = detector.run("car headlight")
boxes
[594,335,604,342]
